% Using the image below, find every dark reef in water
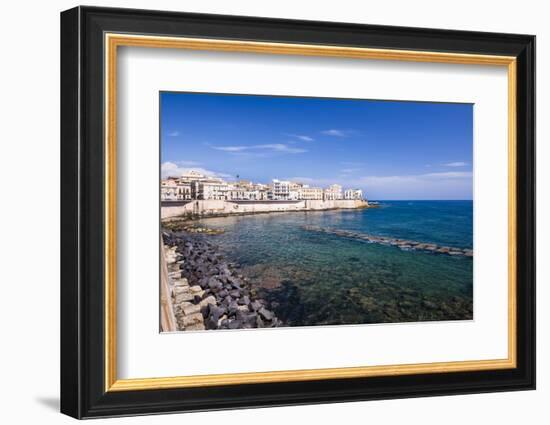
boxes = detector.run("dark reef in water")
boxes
[302,226,474,257]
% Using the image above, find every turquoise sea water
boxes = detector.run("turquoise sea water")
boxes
[197,201,473,326]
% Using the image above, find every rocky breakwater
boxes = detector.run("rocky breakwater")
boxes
[303,226,473,258]
[162,229,280,331]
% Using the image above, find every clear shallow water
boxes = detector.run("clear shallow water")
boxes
[197,201,473,326]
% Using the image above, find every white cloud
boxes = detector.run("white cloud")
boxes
[176,160,201,166]
[166,131,180,137]
[210,143,306,155]
[256,144,307,153]
[321,129,355,137]
[212,146,248,152]
[357,171,472,185]
[285,171,472,200]
[422,171,472,179]
[161,162,232,179]
[443,161,468,167]
[286,133,314,142]
[353,171,472,199]
[340,168,361,174]
[340,161,363,166]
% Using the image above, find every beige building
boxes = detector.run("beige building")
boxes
[228,188,261,200]
[289,182,303,201]
[253,183,270,200]
[299,185,323,200]
[227,180,270,201]
[161,178,192,201]
[161,170,230,201]
[161,179,179,201]
[197,179,230,200]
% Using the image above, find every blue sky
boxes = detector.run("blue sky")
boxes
[161,92,473,200]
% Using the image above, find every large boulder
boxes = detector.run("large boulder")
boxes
[258,307,274,321]
[207,277,222,291]
[238,295,250,306]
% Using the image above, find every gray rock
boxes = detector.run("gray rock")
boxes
[242,313,257,328]
[250,300,262,311]
[209,305,226,322]
[228,301,239,316]
[227,320,242,329]
[218,265,230,275]
[238,295,250,306]
[206,316,218,330]
[200,304,210,318]
[258,307,274,321]
[227,276,242,288]
[207,277,222,290]
[271,318,282,327]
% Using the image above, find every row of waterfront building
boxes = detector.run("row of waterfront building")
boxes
[161,170,363,202]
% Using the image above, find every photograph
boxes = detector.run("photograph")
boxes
[160,92,474,332]
[57,4,536,419]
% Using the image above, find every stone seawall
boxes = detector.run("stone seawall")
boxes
[161,199,369,219]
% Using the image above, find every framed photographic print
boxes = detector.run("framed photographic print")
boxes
[60,6,535,419]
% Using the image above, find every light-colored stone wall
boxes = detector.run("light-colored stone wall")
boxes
[161,199,368,219]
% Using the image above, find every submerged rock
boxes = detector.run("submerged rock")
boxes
[301,225,473,258]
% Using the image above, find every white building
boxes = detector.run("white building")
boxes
[344,188,363,200]
[323,184,343,200]
[161,170,365,203]
[269,179,291,200]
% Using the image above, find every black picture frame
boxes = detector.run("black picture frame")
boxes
[61,5,535,419]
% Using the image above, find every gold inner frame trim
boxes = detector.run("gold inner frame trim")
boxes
[104,33,518,392]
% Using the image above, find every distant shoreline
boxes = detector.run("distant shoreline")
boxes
[161,199,372,220]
